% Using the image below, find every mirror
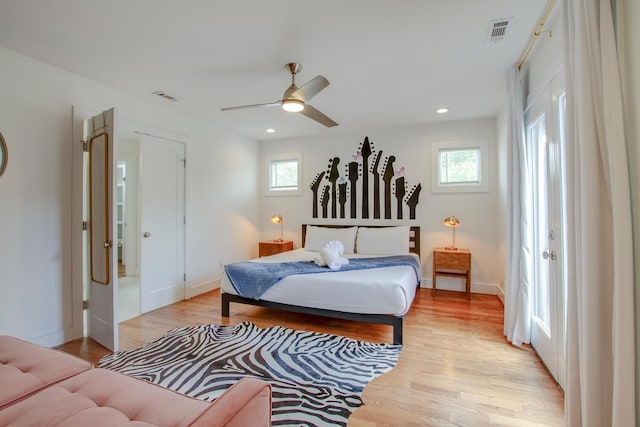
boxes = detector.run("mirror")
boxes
[89,131,111,285]
[0,131,7,176]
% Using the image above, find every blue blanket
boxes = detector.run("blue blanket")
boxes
[224,255,421,300]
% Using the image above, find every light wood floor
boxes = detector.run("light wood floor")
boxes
[58,288,565,426]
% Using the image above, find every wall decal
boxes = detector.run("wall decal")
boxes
[338,177,348,218]
[395,176,406,219]
[382,155,396,219]
[360,137,373,218]
[320,185,330,218]
[327,157,340,218]
[310,171,325,218]
[406,183,422,219]
[371,150,383,219]
[347,161,358,218]
[310,136,422,220]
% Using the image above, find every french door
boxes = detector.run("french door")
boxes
[524,70,566,390]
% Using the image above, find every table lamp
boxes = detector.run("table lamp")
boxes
[443,216,460,250]
[271,214,283,242]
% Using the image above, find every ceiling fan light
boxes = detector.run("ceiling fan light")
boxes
[282,99,304,112]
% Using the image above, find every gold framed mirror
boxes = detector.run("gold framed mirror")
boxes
[89,130,111,285]
[0,131,7,176]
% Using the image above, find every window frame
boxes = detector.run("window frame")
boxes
[430,139,489,193]
[266,153,303,196]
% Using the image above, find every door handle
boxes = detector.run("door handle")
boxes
[143,232,151,238]
[542,250,556,261]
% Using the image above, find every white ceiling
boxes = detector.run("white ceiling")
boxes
[0,0,547,141]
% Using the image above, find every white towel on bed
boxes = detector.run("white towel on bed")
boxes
[325,240,345,255]
[315,240,349,270]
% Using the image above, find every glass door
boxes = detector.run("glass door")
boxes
[524,71,566,390]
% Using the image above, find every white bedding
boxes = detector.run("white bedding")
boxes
[221,249,420,316]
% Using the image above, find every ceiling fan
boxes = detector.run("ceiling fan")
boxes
[221,63,338,128]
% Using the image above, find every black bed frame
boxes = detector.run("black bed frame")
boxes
[221,225,421,345]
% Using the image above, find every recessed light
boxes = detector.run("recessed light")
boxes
[436,107,449,114]
[266,128,276,133]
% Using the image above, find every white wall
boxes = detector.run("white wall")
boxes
[0,47,259,346]
[258,118,501,293]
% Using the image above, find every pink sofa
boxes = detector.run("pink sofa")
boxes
[0,336,272,426]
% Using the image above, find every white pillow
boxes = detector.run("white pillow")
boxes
[304,226,358,253]
[356,226,410,255]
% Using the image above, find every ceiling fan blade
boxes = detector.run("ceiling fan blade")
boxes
[221,101,281,111]
[290,75,329,102]
[300,104,338,127]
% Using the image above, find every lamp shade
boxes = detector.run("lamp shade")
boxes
[443,216,460,227]
[270,214,283,224]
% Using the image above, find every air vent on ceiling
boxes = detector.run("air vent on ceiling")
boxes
[152,90,182,102]
[486,17,513,43]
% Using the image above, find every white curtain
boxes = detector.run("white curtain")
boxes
[563,0,636,425]
[504,66,533,346]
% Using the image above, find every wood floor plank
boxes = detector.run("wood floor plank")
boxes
[56,288,565,426]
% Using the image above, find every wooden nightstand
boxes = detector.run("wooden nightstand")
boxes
[258,240,293,257]
[432,248,472,300]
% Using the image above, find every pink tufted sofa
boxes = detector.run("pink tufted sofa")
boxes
[0,336,272,426]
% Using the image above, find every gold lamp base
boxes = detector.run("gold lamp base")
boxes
[444,245,458,251]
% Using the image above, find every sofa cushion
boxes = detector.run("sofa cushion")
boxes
[0,368,216,426]
[0,336,93,409]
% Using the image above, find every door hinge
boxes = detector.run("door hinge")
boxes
[182,158,186,168]
[183,273,186,282]
[83,300,88,310]
[82,221,88,231]
[82,140,88,152]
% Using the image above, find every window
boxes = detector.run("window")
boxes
[266,153,302,196]
[431,139,489,193]
[439,148,480,185]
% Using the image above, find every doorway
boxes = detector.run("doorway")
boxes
[115,132,186,322]
[116,157,140,322]
[72,106,187,351]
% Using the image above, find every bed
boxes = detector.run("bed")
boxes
[221,224,421,345]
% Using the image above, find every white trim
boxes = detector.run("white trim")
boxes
[186,278,220,299]
[265,152,303,197]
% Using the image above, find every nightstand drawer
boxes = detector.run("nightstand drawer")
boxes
[259,240,293,257]
[434,251,471,269]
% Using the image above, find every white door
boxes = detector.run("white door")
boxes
[86,108,119,351]
[525,72,566,389]
[139,135,186,313]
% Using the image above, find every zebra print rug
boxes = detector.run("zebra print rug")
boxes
[99,321,401,426]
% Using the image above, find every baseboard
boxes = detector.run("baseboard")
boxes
[186,278,220,299]
[31,328,75,348]
[420,277,500,295]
